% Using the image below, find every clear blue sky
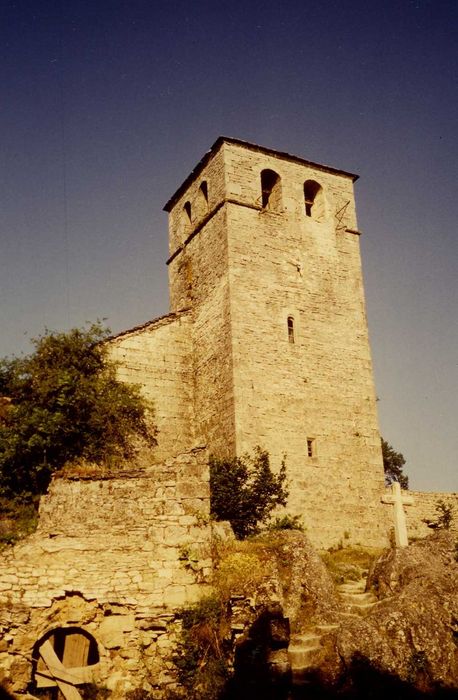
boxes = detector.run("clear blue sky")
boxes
[1,0,457,491]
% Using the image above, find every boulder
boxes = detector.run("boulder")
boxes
[332,532,458,694]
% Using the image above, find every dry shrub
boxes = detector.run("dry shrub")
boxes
[214,551,266,600]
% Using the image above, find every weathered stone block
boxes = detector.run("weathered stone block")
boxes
[162,586,187,606]
[9,656,30,692]
[98,614,135,649]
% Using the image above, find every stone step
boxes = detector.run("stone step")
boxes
[337,582,367,593]
[346,602,377,616]
[288,645,323,668]
[337,584,374,593]
[335,574,380,616]
[290,633,322,648]
[287,624,338,672]
[375,595,393,605]
[291,661,326,686]
[338,591,377,603]
[341,599,378,609]
[315,623,339,633]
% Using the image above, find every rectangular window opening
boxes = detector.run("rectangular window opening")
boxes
[287,316,295,344]
[307,438,315,458]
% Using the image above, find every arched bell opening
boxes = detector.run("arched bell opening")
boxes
[260,169,282,211]
[303,179,326,221]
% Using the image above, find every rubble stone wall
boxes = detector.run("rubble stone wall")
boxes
[0,449,212,697]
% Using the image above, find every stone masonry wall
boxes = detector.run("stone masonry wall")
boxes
[165,139,387,549]
[407,490,458,539]
[0,449,212,697]
[168,146,237,458]
[108,311,196,462]
[167,145,226,258]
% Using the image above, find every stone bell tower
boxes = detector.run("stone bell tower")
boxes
[164,137,387,548]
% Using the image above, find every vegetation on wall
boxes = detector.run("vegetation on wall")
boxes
[423,499,455,530]
[0,323,156,497]
[172,596,229,700]
[209,448,288,539]
[382,438,409,489]
[0,494,39,549]
[173,531,289,700]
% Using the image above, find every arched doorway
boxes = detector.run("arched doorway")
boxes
[32,627,99,699]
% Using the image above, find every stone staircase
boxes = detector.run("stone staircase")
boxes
[288,577,379,686]
[288,624,338,686]
[336,578,378,616]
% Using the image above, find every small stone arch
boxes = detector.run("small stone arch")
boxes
[303,179,326,221]
[260,169,282,211]
[31,626,100,699]
[194,181,209,221]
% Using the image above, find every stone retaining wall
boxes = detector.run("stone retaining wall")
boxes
[0,448,212,697]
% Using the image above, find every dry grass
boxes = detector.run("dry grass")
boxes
[321,545,385,583]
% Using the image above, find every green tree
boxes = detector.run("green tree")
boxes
[381,438,409,489]
[209,448,288,539]
[0,323,155,496]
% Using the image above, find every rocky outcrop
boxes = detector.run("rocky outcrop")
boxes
[356,532,458,687]
[270,531,340,630]
[319,532,458,696]
[223,531,458,698]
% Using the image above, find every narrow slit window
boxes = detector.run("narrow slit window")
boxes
[287,316,295,344]
[261,169,282,210]
[307,438,315,458]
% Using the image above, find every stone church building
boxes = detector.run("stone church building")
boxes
[110,136,387,549]
[0,138,456,698]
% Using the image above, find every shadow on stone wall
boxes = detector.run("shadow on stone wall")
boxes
[226,604,291,700]
[0,686,15,699]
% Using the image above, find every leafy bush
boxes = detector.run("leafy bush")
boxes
[214,551,266,600]
[424,499,455,530]
[210,448,288,539]
[0,494,39,548]
[173,596,228,700]
[434,499,454,529]
[0,323,156,496]
[267,514,304,532]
